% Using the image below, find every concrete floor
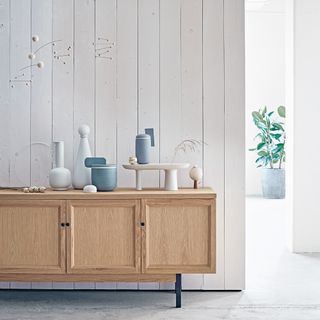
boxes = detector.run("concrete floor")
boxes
[1,197,320,319]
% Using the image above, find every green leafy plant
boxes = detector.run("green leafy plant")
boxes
[249,106,286,169]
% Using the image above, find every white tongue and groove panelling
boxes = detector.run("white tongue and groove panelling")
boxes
[0,0,244,290]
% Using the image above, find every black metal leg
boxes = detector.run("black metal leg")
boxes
[175,274,182,308]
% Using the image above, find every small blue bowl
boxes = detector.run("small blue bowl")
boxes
[91,165,117,192]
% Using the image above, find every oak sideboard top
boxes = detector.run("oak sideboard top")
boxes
[0,187,216,200]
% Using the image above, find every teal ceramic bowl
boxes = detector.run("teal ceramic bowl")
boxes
[91,165,117,191]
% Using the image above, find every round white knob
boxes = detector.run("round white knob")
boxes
[78,124,90,138]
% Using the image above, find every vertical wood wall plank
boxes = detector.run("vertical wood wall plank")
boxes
[52,0,74,172]
[115,0,138,289]
[0,0,10,187]
[159,0,181,187]
[73,0,95,158]
[137,0,160,190]
[180,0,204,290]
[179,0,203,186]
[9,0,31,187]
[95,0,117,163]
[116,0,138,190]
[202,0,225,290]
[224,0,245,290]
[30,0,52,186]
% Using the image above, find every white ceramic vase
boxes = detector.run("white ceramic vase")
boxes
[72,124,92,189]
[49,141,71,190]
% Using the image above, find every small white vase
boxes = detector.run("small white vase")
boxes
[72,124,92,189]
[49,141,71,190]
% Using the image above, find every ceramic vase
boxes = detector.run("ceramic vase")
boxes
[135,134,151,164]
[72,124,92,189]
[135,128,155,164]
[49,141,71,190]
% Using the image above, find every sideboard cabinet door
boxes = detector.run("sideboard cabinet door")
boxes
[0,200,66,274]
[67,200,140,274]
[142,199,216,274]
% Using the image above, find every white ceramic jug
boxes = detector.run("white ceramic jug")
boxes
[72,124,92,189]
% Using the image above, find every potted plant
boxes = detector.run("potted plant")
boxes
[249,106,286,199]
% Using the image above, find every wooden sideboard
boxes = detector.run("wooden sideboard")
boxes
[0,188,216,307]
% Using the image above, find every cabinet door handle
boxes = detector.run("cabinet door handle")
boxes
[140,222,145,227]
[66,223,70,227]
[60,223,65,227]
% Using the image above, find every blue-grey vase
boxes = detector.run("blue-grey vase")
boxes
[135,134,151,164]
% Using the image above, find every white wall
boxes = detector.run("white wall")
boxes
[287,0,320,252]
[245,0,286,195]
[0,0,245,289]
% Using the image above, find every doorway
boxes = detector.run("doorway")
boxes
[245,0,320,307]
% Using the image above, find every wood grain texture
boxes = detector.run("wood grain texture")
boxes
[67,200,140,274]
[0,200,65,274]
[0,192,215,285]
[142,199,216,274]
[0,188,216,200]
[0,274,175,283]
